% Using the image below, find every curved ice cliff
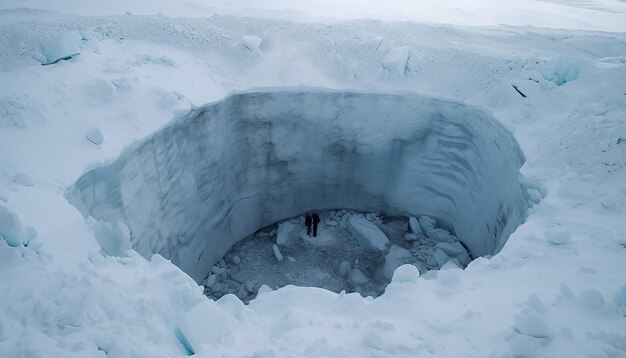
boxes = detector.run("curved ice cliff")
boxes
[67,89,528,282]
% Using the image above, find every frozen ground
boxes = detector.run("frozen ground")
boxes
[203,210,472,302]
[1,3,626,358]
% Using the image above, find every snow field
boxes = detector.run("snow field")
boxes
[1,7,626,357]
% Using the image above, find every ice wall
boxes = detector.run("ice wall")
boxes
[67,89,528,282]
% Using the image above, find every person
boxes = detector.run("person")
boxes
[304,214,312,236]
[311,213,320,237]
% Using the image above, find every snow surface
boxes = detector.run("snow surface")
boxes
[1,4,626,358]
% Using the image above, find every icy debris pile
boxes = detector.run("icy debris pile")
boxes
[201,210,473,302]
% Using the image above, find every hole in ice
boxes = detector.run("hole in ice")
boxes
[66,89,530,299]
[204,209,473,302]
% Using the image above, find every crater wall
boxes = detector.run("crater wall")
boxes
[68,89,528,282]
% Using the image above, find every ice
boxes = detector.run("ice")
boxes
[576,289,605,311]
[0,205,26,247]
[85,127,104,145]
[436,242,471,265]
[178,301,238,353]
[41,30,83,65]
[514,314,553,339]
[349,268,369,285]
[391,264,420,283]
[348,216,390,252]
[257,284,273,296]
[433,248,451,267]
[242,35,263,51]
[93,220,131,256]
[408,216,423,236]
[382,245,412,279]
[276,221,299,247]
[339,260,351,277]
[382,46,410,76]
[403,233,418,242]
[272,244,284,261]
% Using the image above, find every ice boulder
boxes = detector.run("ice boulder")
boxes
[576,289,605,311]
[178,301,238,354]
[418,216,436,237]
[391,264,420,283]
[433,248,451,267]
[348,216,389,252]
[339,260,351,277]
[41,30,83,65]
[514,314,553,339]
[242,35,263,51]
[403,233,418,242]
[383,245,412,279]
[350,268,369,285]
[93,220,131,256]
[382,46,410,76]
[408,216,423,236]
[0,205,26,247]
[276,221,299,247]
[436,242,471,266]
[272,244,284,262]
[85,127,104,145]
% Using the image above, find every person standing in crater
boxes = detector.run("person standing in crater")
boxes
[305,213,312,237]
[312,213,320,237]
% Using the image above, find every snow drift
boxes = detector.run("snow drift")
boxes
[67,89,528,282]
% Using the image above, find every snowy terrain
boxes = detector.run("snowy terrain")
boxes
[1,2,626,357]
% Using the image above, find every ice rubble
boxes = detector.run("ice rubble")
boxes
[41,30,83,65]
[68,89,528,282]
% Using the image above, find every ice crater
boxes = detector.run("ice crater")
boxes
[67,89,528,282]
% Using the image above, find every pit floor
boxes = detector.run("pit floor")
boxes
[202,210,469,303]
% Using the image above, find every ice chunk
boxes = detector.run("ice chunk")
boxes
[403,233,418,242]
[383,245,412,279]
[348,216,389,252]
[391,264,420,283]
[41,30,83,65]
[545,229,571,245]
[242,35,262,51]
[0,205,26,247]
[436,241,471,265]
[86,127,104,145]
[576,289,605,311]
[408,217,423,235]
[339,260,351,277]
[205,274,217,288]
[350,268,369,285]
[231,255,241,264]
[514,314,553,338]
[276,221,299,247]
[382,46,410,76]
[433,248,451,267]
[418,216,436,237]
[93,220,131,256]
[178,301,238,353]
[257,284,273,296]
[272,244,284,261]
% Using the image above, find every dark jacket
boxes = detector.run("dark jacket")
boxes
[311,213,320,224]
[305,215,312,227]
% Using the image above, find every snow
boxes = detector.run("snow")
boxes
[1,3,626,357]
[41,30,83,65]
[347,215,390,253]
[576,289,606,311]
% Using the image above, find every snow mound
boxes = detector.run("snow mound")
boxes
[41,30,83,65]
[348,216,390,252]
[391,264,420,283]
[68,89,527,282]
